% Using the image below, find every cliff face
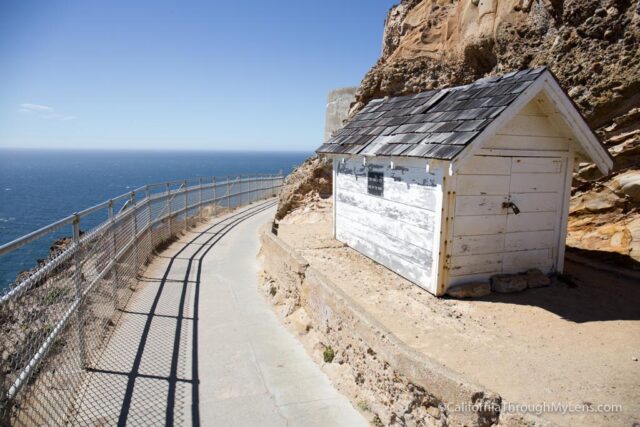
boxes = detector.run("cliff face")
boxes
[280,0,640,262]
[357,0,640,128]
[275,155,332,221]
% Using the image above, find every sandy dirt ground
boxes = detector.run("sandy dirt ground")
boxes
[276,198,640,426]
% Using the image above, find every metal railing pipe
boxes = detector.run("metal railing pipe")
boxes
[71,215,87,368]
[182,180,188,231]
[0,172,285,424]
[0,215,75,257]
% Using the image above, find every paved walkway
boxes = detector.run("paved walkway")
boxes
[73,199,366,426]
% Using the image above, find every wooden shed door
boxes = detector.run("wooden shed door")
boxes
[503,156,566,273]
[452,155,567,283]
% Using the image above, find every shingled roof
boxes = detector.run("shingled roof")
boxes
[317,66,550,160]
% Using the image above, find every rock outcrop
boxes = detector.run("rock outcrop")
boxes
[357,0,640,129]
[275,155,332,220]
[278,0,640,263]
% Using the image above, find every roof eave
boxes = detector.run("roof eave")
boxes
[450,70,613,176]
[540,71,613,175]
[449,75,547,172]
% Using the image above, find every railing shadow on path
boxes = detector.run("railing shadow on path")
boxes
[71,200,276,426]
[0,174,284,426]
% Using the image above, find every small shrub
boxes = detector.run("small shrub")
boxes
[357,400,370,412]
[43,287,69,305]
[43,324,53,335]
[372,415,383,427]
[323,346,335,363]
[269,286,277,296]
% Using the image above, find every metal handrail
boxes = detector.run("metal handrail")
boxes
[0,175,282,257]
[0,216,76,257]
[0,173,285,424]
[1,175,284,303]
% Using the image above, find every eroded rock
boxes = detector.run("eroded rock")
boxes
[446,282,491,298]
[357,0,640,129]
[526,269,551,288]
[275,155,332,220]
[491,274,528,293]
[612,171,640,202]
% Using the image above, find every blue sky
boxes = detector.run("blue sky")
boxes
[0,1,395,152]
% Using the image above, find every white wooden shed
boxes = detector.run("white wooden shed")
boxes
[317,67,613,296]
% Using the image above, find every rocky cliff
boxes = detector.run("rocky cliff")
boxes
[357,0,639,127]
[279,0,640,262]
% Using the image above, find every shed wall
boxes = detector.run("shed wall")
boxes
[446,101,572,289]
[334,157,442,293]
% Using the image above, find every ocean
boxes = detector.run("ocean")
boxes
[0,149,309,290]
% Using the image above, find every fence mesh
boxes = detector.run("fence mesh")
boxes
[0,175,284,426]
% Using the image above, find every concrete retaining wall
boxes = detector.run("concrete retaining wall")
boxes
[259,230,546,427]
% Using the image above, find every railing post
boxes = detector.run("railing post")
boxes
[145,185,152,248]
[240,174,245,206]
[250,175,255,203]
[269,174,273,197]
[246,175,250,206]
[237,175,241,207]
[252,175,256,202]
[145,184,152,223]
[166,183,172,236]
[130,191,140,272]
[183,180,189,231]
[108,200,119,308]
[198,177,203,221]
[72,214,88,368]
[212,177,217,217]
[253,174,262,201]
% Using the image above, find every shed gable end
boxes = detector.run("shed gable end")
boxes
[452,72,613,175]
[482,96,571,153]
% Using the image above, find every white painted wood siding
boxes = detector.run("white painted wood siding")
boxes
[446,99,570,289]
[335,157,442,292]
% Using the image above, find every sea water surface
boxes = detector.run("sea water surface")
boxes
[0,149,309,290]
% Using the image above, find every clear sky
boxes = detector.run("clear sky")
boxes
[0,1,395,152]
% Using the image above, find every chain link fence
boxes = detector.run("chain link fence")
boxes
[0,174,284,426]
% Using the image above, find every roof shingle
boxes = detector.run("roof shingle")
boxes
[317,67,547,160]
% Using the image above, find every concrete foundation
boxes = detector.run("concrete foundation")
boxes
[259,230,549,427]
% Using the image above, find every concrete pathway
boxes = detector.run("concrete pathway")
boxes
[72,199,367,426]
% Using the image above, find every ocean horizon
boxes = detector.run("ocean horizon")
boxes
[0,148,310,289]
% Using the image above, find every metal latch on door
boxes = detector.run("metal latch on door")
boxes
[502,200,521,215]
